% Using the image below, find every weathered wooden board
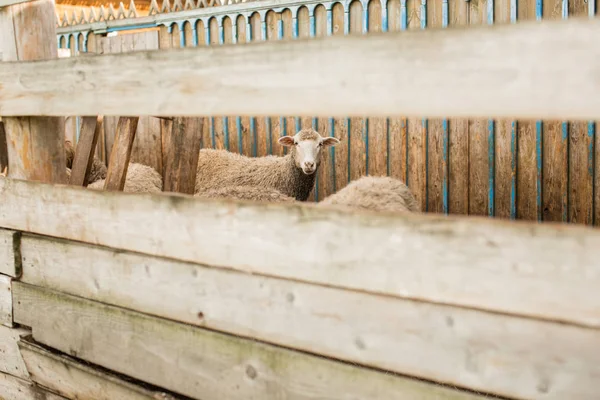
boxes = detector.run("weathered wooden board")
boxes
[161,117,203,194]
[2,178,600,328]
[17,234,600,399]
[0,229,19,277]
[0,121,7,174]
[0,325,29,379]
[69,116,102,187]
[13,283,491,400]
[18,336,183,400]
[0,274,12,327]
[2,19,600,119]
[0,371,66,400]
[0,0,67,184]
[104,116,139,191]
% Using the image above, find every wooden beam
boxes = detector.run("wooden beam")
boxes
[104,116,139,191]
[0,121,7,173]
[0,371,67,400]
[13,283,490,400]
[0,229,20,278]
[17,234,600,400]
[69,116,103,187]
[2,19,600,119]
[0,0,66,184]
[0,325,30,379]
[18,336,182,400]
[161,117,203,194]
[2,179,600,329]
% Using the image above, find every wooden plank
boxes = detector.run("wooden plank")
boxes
[161,117,203,194]
[24,234,600,400]
[0,275,12,327]
[2,19,600,119]
[0,371,67,400]
[0,229,19,278]
[0,325,29,379]
[0,0,36,11]
[0,121,7,173]
[13,283,495,400]
[69,116,102,187]
[3,179,600,329]
[104,117,139,191]
[18,336,183,400]
[0,0,67,184]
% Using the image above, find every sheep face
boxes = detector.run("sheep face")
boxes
[278,129,340,175]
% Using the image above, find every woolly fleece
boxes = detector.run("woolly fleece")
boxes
[195,185,296,203]
[88,162,163,193]
[319,176,420,213]
[194,129,334,201]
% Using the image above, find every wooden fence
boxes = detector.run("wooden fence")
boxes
[53,0,600,225]
[2,0,600,397]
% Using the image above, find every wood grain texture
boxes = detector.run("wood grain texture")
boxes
[3,179,600,329]
[543,120,568,222]
[0,371,67,400]
[3,19,600,119]
[0,0,66,184]
[161,117,203,194]
[13,283,497,400]
[104,117,139,191]
[0,274,11,328]
[69,116,102,187]
[0,229,19,278]
[517,119,538,221]
[18,337,183,400]
[18,233,600,399]
[0,325,29,379]
[468,120,489,216]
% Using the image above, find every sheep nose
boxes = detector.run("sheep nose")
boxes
[304,161,315,169]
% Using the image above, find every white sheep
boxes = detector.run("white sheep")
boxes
[194,185,296,203]
[195,128,340,201]
[318,176,419,213]
[87,162,163,193]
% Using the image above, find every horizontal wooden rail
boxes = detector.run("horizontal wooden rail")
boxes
[1,177,600,330]
[2,18,600,119]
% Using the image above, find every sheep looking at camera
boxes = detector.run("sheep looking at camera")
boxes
[319,176,419,213]
[87,163,163,194]
[195,129,340,201]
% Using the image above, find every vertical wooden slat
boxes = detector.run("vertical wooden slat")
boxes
[266,11,281,157]
[331,2,348,192]
[367,0,387,182]
[0,0,66,184]
[348,0,366,186]
[104,117,139,191]
[161,117,204,194]
[387,0,408,186]
[447,0,469,215]
[235,16,252,157]
[223,16,236,155]
[424,0,444,214]
[69,116,102,187]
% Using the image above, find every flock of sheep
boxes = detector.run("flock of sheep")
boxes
[63,128,420,214]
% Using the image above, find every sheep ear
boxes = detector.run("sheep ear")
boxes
[321,137,340,147]
[278,136,295,147]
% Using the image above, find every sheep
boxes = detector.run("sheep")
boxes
[87,162,163,194]
[64,140,107,185]
[194,185,296,203]
[194,128,340,201]
[318,176,420,213]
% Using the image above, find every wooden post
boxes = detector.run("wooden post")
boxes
[0,0,66,184]
[69,116,103,187]
[104,117,139,191]
[161,117,203,194]
[0,121,8,174]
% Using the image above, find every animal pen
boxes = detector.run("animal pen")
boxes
[0,0,600,397]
